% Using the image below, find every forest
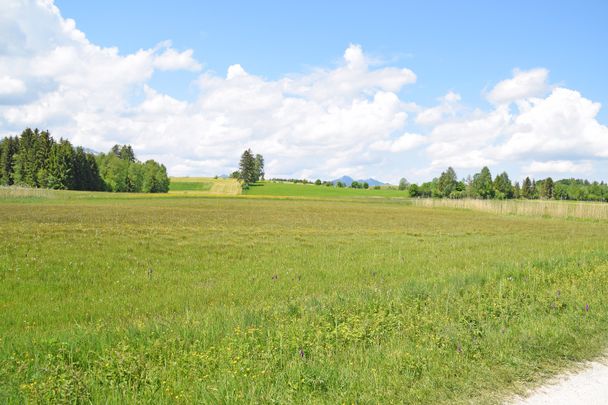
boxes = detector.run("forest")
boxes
[0,128,169,193]
[403,166,608,202]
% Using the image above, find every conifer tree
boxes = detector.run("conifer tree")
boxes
[0,137,18,185]
[45,139,75,189]
[239,149,256,185]
[34,130,54,188]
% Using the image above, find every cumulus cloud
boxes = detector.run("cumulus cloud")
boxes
[0,75,26,98]
[0,0,607,183]
[416,91,461,126]
[497,88,608,160]
[370,133,427,152]
[523,160,593,175]
[153,45,202,72]
[486,68,550,105]
[0,1,420,180]
[424,105,511,169]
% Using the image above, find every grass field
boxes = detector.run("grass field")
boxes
[169,181,213,192]
[2,188,608,403]
[169,177,241,196]
[244,181,408,198]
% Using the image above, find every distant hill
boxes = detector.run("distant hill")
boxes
[330,176,386,186]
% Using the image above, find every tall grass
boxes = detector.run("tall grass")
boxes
[0,186,57,199]
[411,198,608,220]
[2,193,608,403]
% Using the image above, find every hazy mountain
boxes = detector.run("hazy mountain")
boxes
[330,176,386,186]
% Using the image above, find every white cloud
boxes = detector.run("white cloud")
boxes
[486,68,549,105]
[497,88,608,160]
[416,91,461,126]
[0,0,607,184]
[523,160,593,175]
[370,133,427,152]
[153,46,202,72]
[0,75,26,96]
[281,44,416,104]
[424,105,511,169]
[226,64,247,80]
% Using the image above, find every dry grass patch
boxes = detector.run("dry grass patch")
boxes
[412,198,608,220]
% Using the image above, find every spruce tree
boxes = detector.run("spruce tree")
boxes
[34,130,54,188]
[46,139,75,189]
[0,137,18,185]
[239,149,256,185]
[17,128,37,186]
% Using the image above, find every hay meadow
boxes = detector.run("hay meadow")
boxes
[2,179,608,403]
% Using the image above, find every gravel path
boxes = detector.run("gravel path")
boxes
[510,360,608,404]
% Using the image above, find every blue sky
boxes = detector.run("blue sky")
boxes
[55,0,608,118]
[1,1,607,182]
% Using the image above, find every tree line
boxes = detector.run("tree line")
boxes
[0,128,169,193]
[402,166,608,202]
[258,165,608,202]
[268,178,371,189]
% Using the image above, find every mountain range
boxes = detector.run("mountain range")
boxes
[330,176,386,187]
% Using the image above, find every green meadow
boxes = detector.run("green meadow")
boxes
[244,181,407,198]
[2,181,608,403]
[168,181,212,192]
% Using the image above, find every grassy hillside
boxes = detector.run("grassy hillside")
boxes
[244,181,408,198]
[2,191,608,403]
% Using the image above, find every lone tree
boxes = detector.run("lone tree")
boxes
[239,149,257,185]
[237,149,265,185]
[398,177,409,191]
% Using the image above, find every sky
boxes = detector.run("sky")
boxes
[1,1,607,183]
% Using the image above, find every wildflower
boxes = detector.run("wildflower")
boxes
[299,347,305,359]
[585,304,590,312]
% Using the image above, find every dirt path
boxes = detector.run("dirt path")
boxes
[509,360,608,404]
